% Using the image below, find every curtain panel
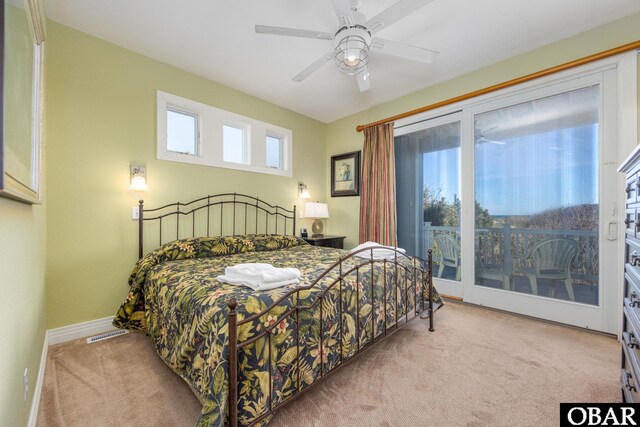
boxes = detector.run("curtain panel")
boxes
[359,122,397,246]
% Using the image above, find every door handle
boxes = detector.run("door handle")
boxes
[607,220,617,241]
[626,331,639,349]
[631,290,640,307]
[624,371,637,393]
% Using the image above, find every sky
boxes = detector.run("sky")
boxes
[423,124,599,216]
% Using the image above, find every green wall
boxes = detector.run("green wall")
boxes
[0,193,47,426]
[325,13,640,249]
[0,4,47,426]
[45,21,327,329]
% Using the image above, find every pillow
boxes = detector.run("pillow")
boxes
[129,236,256,288]
[351,241,407,260]
[248,234,306,251]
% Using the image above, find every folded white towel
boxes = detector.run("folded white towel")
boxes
[225,263,300,283]
[225,263,272,275]
[216,275,299,291]
[351,241,406,260]
[217,263,301,291]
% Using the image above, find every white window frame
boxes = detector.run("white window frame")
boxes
[157,92,206,165]
[265,132,286,170]
[166,106,200,156]
[157,91,293,177]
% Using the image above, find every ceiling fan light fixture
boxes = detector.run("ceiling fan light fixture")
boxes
[333,25,371,75]
[256,0,439,91]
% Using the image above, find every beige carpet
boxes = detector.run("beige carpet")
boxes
[36,302,620,427]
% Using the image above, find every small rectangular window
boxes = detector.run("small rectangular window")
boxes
[266,135,282,169]
[167,108,198,155]
[223,125,247,164]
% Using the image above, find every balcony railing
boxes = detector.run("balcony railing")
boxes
[424,222,598,285]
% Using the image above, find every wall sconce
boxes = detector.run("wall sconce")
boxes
[298,183,310,199]
[129,165,148,191]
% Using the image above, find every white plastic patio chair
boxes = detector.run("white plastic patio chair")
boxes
[515,237,580,301]
[433,233,461,281]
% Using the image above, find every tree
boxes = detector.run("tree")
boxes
[422,186,450,226]
[443,195,461,227]
[422,186,462,227]
[423,185,494,228]
[519,204,598,231]
[475,201,494,228]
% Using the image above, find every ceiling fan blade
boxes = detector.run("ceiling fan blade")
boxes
[356,67,371,92]
[292,51,336,82]
[255,25,334,41]
[330,0,356,27]
[371,38,438,63]
[366,0,435,34]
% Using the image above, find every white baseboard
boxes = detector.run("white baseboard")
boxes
[48,316,116,346]
[27,332,49,427]
[28,316,117,427]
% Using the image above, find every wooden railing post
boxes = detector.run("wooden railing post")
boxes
[503,223,512,276]
[424,221,433,259]
[228,299,238,427]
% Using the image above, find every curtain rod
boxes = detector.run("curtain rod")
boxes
[356,40,640,133]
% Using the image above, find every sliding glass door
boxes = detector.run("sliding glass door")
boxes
[395,114,463,297]
[474,86,600,304]
[395,67,621,332]
[463,71,618,332]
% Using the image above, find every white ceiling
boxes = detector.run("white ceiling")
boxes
[45,0,640,123]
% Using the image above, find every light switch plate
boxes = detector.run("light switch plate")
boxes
[132,206,140,220]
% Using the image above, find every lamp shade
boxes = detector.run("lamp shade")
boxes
[129,176,147,191]
[298,183,311,199]
[129,165,148,191]
[305,202,329,219]
[333,26,371,75]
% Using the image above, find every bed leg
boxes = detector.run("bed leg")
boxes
[228,299,238,427]
[428,249,434,332]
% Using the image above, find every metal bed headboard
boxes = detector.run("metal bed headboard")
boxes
[137,193,296,258]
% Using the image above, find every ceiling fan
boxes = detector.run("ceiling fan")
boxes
[255,0,439,92]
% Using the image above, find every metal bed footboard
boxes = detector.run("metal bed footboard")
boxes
[227,248,435,427]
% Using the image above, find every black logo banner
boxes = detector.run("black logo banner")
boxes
[560,404,640,426]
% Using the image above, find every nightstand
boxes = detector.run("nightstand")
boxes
[302,235,346,249]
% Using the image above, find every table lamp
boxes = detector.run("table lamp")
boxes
[305,202,329,237]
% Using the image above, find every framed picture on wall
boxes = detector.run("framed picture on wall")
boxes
[331,151,360,197]
[0,0,46,204]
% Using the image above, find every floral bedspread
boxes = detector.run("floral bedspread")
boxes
[113,235,442,426]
